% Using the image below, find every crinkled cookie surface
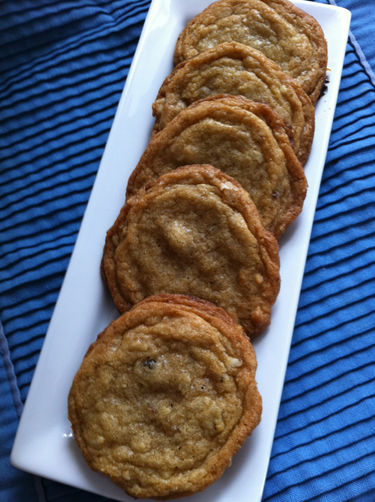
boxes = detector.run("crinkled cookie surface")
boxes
[128,95,307,238]
[102,164,280,336]
[174,0,327,103]
[153,42,314,165]
[68,294,262,499]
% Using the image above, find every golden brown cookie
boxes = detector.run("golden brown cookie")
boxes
[153,42,314,165]
[102,164,280,336]
[174,0,327,104]
[127,95,307,239]
[68,294,262,499]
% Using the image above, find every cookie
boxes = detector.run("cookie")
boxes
[127,95,307,239]
[102,164,280,336]
[68,294,262,499]
[153,42,314,164]
[174,0,327,104]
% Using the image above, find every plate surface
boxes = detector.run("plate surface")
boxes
[11,1,351,501]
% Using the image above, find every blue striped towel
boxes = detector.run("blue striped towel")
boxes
[0,1,374,501]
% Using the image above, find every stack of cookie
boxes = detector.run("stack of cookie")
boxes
[68,0,327,498]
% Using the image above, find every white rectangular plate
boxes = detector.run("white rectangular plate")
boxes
[11,1,351,501]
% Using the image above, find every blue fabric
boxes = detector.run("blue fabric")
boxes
[0,0,374,501]
[0,322,40,502]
